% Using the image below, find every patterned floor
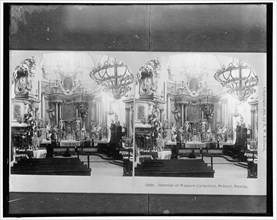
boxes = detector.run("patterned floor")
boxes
[77,154,248,178]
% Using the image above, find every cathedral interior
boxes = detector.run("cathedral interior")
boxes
[5,4,270,216]
[10,51,262,178]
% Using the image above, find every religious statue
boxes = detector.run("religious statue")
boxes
[75,119,81,140]
[176,126,184,144]
[21,104,38,149]
[79,103,88,119]
[148,103,162,148]
[58,120,65,140]
[200,120,207,142]
[171,124,177,142]
[31,129,39,150]
[46,121,52,140]
[138,58,160,96]
[81,128,87,140]
[51,125,58,142]
[121,123,127,137]
[90,123,102,140]
[184,121,191,142]
[172,103,181,127]
[59,119,65,130]
[216,124,227,142]
[47,105,55,126]
[12,57,36,97]
[97,124,102,140]
[201,103,214,122]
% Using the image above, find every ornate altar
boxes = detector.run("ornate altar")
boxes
[42,69,93,139]
[169,74,221,144]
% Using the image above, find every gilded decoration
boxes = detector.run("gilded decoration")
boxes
[12,57,36,96]
[78,103,89,119]
[54,70,85,96]
[201,103,214,122]
[138,58,161,96]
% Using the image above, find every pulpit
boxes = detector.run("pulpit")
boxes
[11,86,40,162]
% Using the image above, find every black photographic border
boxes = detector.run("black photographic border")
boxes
[2,2,273,217]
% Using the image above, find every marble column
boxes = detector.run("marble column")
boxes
[98,100,100,124]
[96,99,100,124]
[167,94,171,125]
[201,104,204,119]
[76,105,78,118]
[160,108,164,123]
[38,81,41,119]
[59,103,62,120]
[130,105,133,137]
[181,104,184,127]
[185,104,188,121]
[163,82,167,119]
[41,93,44,121]
[222,101,225,125]
[92,100,96,122]
[55,102,59,125]
[95,101,98,124]
[250,109,255,139]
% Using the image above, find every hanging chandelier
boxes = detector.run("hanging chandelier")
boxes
[89,58,133,100]
[214,61,258,102]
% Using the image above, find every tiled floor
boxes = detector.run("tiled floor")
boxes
[203,156,247,178]
[78,155,123,176]
[77,154,247,178]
